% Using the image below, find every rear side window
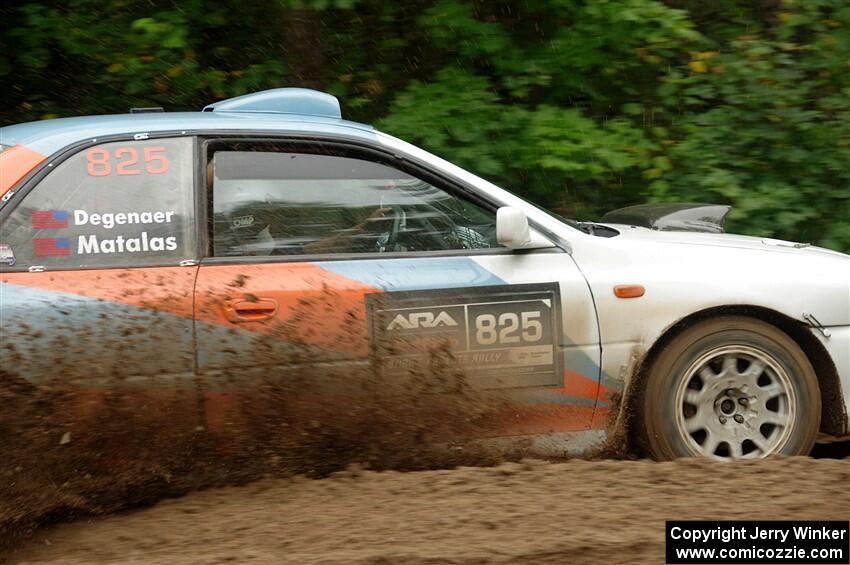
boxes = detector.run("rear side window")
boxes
[0,138,195,270]
[210,149,498,257]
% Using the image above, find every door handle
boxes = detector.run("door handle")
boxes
[223,298,278,323]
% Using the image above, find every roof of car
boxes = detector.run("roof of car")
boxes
[0,111,378,156]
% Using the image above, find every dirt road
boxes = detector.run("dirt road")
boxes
[10,456,849,565]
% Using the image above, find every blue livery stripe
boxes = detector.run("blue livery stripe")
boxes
[316,257,505,291]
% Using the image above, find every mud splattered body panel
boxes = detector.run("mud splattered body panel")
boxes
[194,255,603,435]
[1,268,197,383]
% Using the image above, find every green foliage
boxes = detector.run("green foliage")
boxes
[650,0,850,249]
[1,0,847,250]
[2,0,289,116]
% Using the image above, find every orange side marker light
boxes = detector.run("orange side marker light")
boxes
[614,284,645,298]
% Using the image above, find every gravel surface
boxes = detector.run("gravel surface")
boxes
[11,457,850,565]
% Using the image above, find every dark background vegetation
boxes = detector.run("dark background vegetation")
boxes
[1,0,848,250]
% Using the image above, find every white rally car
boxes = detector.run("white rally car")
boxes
[1,88,847,460]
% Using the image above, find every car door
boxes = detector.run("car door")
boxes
[0,137,199,395]
[193,138,601,441]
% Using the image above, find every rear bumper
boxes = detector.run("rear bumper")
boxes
[816,326,850,433]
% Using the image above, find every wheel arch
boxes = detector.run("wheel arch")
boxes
[622,305,846,446]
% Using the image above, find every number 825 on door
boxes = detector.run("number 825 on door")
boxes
[466,299,554,350]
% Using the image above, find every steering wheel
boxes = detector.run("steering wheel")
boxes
[381,205,457,252]
[374,205,403,252]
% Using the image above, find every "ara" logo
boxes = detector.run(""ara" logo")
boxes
[386,311,458,331]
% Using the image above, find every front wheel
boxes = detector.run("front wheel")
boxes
[639,317,821,460]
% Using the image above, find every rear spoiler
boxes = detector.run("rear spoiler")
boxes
[600,203,732,234]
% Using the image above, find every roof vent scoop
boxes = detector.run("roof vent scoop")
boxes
[203,88,341,119]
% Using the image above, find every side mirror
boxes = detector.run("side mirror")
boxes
[497,206,533,248]
[496,206,556,250]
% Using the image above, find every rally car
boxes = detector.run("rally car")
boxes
[1,88,848,460]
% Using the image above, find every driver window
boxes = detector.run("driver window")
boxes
[210,149,498,257]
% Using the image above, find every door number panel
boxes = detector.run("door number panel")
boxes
[366,283,562,389]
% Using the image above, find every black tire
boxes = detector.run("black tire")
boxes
[638,317,820,460]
